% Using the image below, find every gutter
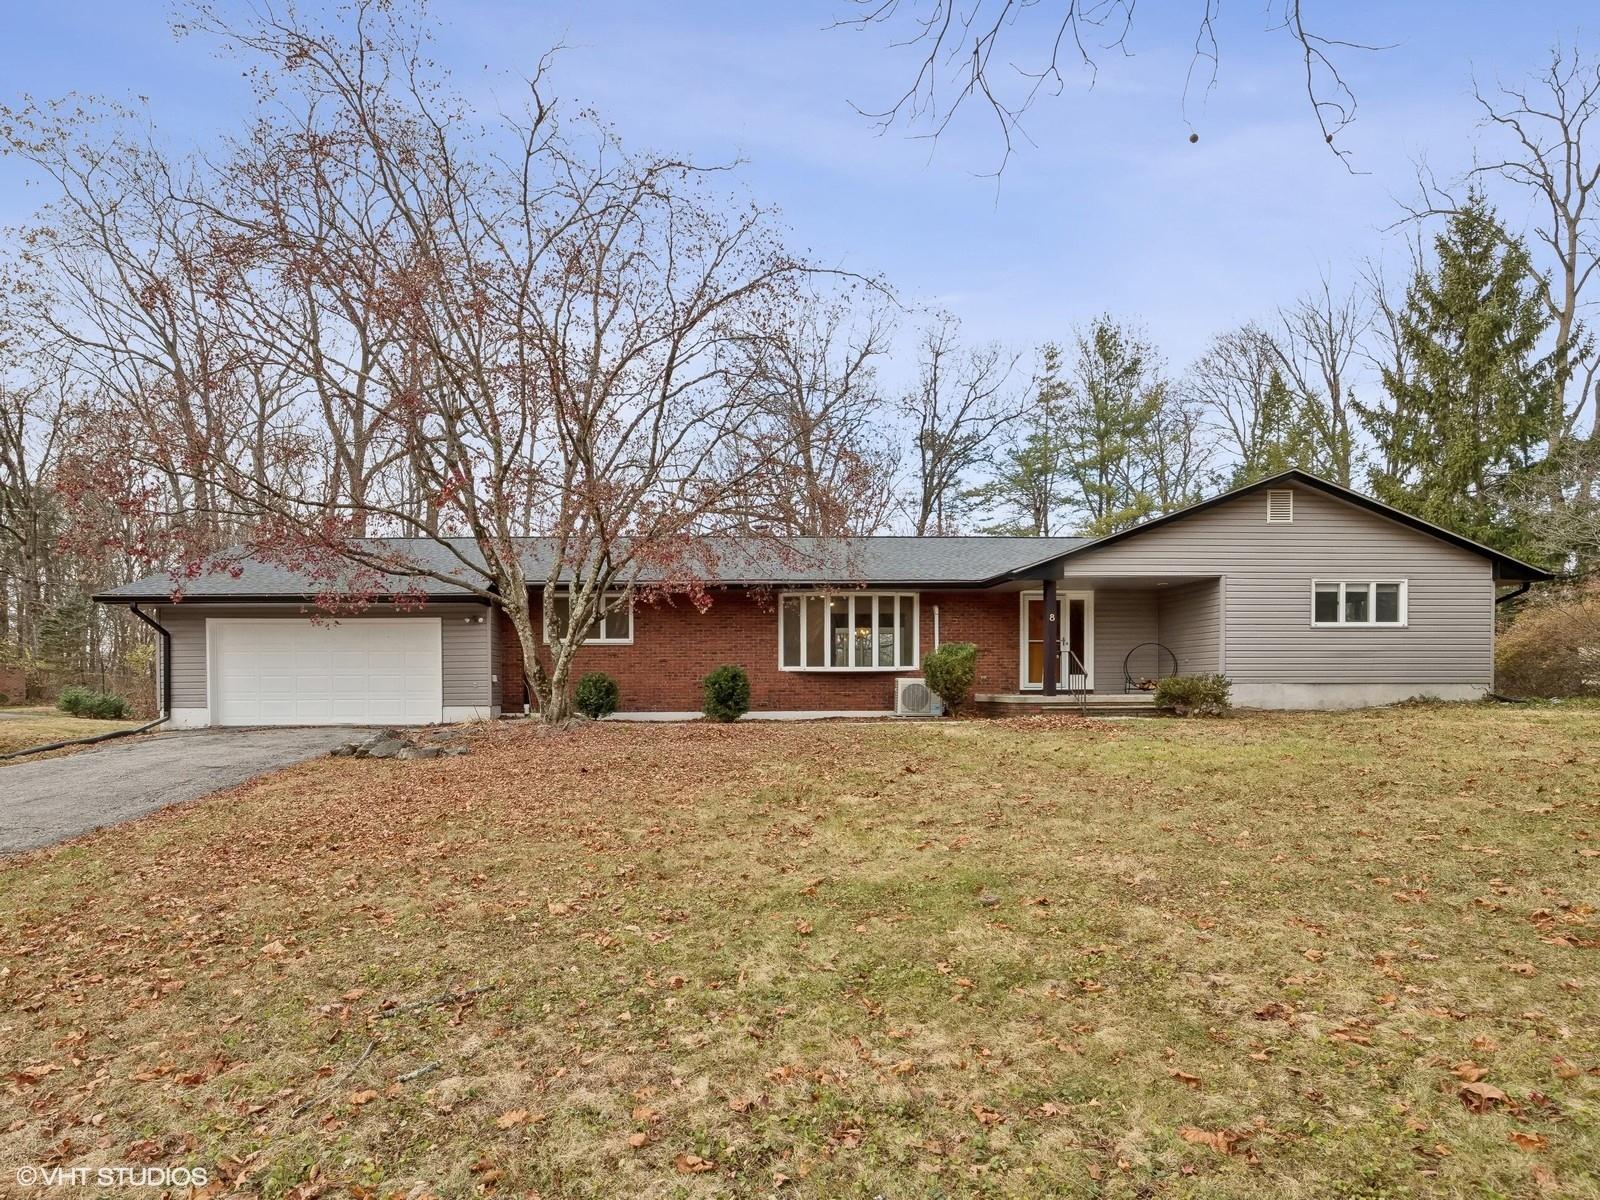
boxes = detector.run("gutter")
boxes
[0,604,172,762]
[1494,581,1533,606]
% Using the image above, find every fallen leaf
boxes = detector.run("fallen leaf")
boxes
[1178,1125,1239,1155]
[496,1109,530,1129]
[627,1132,649,1149]
[794,919,813,936]
[1505,962,1538,976]
[1459,1082,1510,1113]
[1452,1061,1489,1083]
[673,1153,714,1174]
[348,1090,379,1107]
[1168,1069,1202,1089]
[970,1104,1004,1127]
[1509,1131,1548,1152]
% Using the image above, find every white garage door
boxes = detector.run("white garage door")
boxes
[210,618,442,726]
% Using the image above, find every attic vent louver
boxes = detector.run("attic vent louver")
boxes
[1266,490,1293,523]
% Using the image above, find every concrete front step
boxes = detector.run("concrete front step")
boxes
[973,693,1164,718]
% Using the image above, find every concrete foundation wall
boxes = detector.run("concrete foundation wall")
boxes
[1231,682,1489,710]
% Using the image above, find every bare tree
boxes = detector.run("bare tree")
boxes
[1184,324,1303,482]
[729,291,898,536]
[834,0,1380,173]
[12,1,850,722]
[1474,46,1600,445]
[901,315,1021,534]
[1273,277,1370,485]
[1402,46,1600,448]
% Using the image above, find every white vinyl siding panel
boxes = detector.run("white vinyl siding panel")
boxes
[1062,486,1493,686]
[154,604,492,711]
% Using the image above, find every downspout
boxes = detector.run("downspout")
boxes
[0,603,171,761]
[131,603,173,721]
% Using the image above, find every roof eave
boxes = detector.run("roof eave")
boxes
[1003,469,1555,583]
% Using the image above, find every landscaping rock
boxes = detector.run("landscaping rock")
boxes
[329,743,357,757]
[396,744,442,760]
[362,738,408,760]
[442,744,470,757]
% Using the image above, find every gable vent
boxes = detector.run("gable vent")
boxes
[1266,490,1294,523]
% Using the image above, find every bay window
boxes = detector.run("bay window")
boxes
[1312,580,1406,627]
[779,592,917,670]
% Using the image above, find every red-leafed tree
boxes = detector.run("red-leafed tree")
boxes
[6,1,870,721]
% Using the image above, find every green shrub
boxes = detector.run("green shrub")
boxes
[57,685,93,716]
[923,642,978,715]
[1154,673,1232,717]
[574,672,621,719]
[701,665,751,722]
[56,686,129,720]
[84,692,131,720]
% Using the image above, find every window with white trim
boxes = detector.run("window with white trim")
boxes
[546,593,633,644]
[779,592,917,670]
[1312,580,1406,627]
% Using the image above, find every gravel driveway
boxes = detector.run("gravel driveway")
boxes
[0,727,360,855]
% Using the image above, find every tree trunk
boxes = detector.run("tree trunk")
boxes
[499,589,570,723]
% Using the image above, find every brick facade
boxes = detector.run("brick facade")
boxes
[496,587,1024,712]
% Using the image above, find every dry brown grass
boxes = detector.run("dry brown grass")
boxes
[0,709,141,759]
[1,706,1597,1198]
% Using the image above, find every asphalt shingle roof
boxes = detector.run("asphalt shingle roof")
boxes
[94,535,1091,601]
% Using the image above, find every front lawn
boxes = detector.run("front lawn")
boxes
[2,707,1596,1197]
[0,707,142,759]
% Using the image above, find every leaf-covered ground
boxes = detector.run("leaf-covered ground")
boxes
[2,706,1597,1199]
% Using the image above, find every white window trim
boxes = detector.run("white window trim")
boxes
[543,591,635,645]
[1310,579,1409,628]
[777,591,919,672]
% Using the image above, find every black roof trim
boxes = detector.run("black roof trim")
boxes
[92,591,496,606]
[1006,469,1553,583]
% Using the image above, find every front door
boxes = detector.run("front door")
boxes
[1020,592,1093,691]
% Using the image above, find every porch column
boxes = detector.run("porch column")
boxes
[1042,577,1059,696]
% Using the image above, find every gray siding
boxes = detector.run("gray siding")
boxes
[1060,485,1493,686]
[1157,579,1221,675]
[1090,590,1156,693]
[152,603,492,710]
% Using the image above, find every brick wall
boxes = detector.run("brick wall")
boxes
[497,587,1022,712]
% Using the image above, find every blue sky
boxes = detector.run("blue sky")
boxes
[0,1,1587,382]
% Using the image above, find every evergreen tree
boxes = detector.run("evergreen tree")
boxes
[1232,366,1317,486]
[969,344,1072,534]
[1060,315,1165,536]
[1361,191,1557,554]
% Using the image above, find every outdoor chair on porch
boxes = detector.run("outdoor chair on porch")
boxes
[1123,642,1178,694]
